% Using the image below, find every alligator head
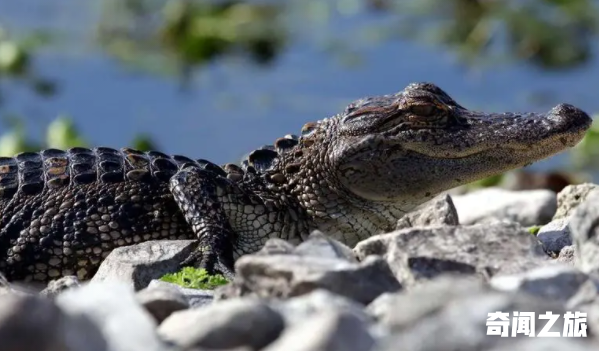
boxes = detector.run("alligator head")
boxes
[294,82,592,212]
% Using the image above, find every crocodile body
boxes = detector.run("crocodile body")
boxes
[0,83,592,283]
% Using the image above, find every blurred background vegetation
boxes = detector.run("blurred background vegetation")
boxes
[0,0,598,191]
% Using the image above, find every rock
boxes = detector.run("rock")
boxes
[536,218,572,254]
[366,276,484,328]
[557,245,577,265]
[254,238,296,256]
[0,286,14,296]
[158,298,284,350]
[554,183,599,220]
[136,283,190,324]
[294,230,357,262]
[255,232,357,262]
[0,273,36,297]
[395,194,459,229]
[489,337,598,351]
[371,276,572,351]
[569,189,599,274]
[490,264,597,308]
[354,222,549,287]
[0,293,105,351]
[263,311,375,351]
[500,170,574,193]
[147,279,214,308]
[40,276,81,298]
[271,289,373,326]
[577,301,599,342]
[451,187,556,226]
[91,240,198,290]
[56,282,167,351]
[217,254,401,305]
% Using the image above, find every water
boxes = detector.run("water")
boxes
[1,0,598,173]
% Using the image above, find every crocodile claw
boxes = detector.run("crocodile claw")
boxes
[180,247,236,281]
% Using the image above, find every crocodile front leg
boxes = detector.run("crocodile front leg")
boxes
[169,167,241,279]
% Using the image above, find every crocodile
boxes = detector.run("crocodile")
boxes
[0,82,592,283]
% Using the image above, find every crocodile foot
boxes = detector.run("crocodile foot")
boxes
[180,245,236,280]
[170,166,238,280]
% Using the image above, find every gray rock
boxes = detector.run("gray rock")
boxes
[396,194,459,230]
[372,276,571,351]
[56,282,167,351]
[570,189,599,274]
[0,286,14,296]
[40,276,81,298]
[91,240,198,290]
[354,222,549,287]
[498,170,573,193]
[136,283,190,323]
[490,264,598,308]
[263,311,375,351]
[557,245,577,265]
[489,337,599,351]
[0,293,105,351]
[537,218,572,254]
[254,238,296,256]
[366,275,484,329]
[217,254,401,305]
[554,183,599,220]
[158,298,284,350]
[0,273,37,297]
[256,232,356,262]
[147,279,214,308]
[451,187,556,226]
[271,289,373,326]
[577,301,599,341]
[294,230,357,262]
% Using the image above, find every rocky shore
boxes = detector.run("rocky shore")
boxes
[3,183,599,351]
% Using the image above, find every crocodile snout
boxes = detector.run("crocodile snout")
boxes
[548,103,593,133]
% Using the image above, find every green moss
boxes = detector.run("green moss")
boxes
[527,225,541,235]
[160,267,229,290]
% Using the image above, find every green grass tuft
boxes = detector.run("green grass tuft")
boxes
[160,267,229,290]
[527,225,541,235]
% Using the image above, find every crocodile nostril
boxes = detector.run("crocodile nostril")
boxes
[547,104,593,135]
[547,103,592,130]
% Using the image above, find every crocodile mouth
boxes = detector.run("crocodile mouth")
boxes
[399,103,592,160]
[402,132,586,160]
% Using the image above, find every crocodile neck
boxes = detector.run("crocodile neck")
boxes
[261,118,410,246]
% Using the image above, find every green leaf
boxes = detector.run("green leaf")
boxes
[0,40,29,74]
[0,127,41,156]
[46,116,88,149]
[0,131,27,156]
[131,134,158,151]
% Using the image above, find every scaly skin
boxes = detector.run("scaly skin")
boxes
[0,82,592,283]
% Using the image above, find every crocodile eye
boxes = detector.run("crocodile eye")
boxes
[410,104,439,117]
[344,103,357,114]
[301,122,318,136]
